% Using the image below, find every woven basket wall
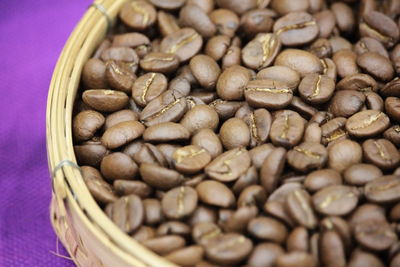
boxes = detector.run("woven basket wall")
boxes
[46,0,177,266]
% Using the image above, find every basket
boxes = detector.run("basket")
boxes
[46,0,177,266]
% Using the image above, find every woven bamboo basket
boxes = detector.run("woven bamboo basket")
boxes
[46,0,178,266]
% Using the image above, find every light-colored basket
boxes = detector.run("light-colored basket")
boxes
[46,1,178,266]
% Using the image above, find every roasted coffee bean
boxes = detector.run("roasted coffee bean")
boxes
[133,143,167,167]
[140,163,184,190]
[82,58,107,89]
[221,45,241,70]
[73,110,105,142]
[101,47,139,73]
[219,118,250,149]
[216,0,257,15]
[143,198,163,225]
[363,139,400,170]
[364,175,400,203]
[287,227,309,253]
[248,216,288,243]
[196,180,235,208]
[165,245,204,267]
[386,97,400,122]
[355,220,397,251]
[180,104,219,134]
[270,110,305,148]
[313,185,359,216]
[104,109,138,130]
[242,109,272,147]
[289,96,318,120]
[221,205,258,232]
[143,122,190,142]
[298,74,334,104]
[143,235,186,255]
[359,11,399,48]
[205,148,251,182]
[247,242,284,267]
[112,32,150,49]
[158,11,180,37]
[139,53,179,74]
[336,73,378,92]
[188,206,217,226]
[260,147,287,193]
[357,52,394,82]
[161,186,198,219]
[315,10,335,38]
[320,216,352,252]
[132,226,156,242]
[82,166,117,204]
[348,249,385,267]
[249,143,275,169]
[119,1,157,30]
[343,163,382,186]
[189,55,220,90]
[105,60,136,94]
[346,110,390,138]
[350,204,387,228]
[287,142,328,172]
[365,91,384,111]
[101,121,144,149]
[303,122,322,143]
[381,78,400,97]
[82,89,129,113]
[172,145,211,174]
[331,2,355,35]
[113,180,152,198]
[304,169,342,193]
[245,79,293,110]
[355,37,389,58]
[237,185,267,208]
[132,72,168,107]
[270,0,309,15]
[240,9,274,38]
[209,9,240,37]
[74,139,108,167]
[157,221,191,236]
[321,117,347,146]
[242,33,282,70]
[216,65,251,100]
[384,125,400,146]
[276,252,316,267]
[232,166,258,195]
[329,90,366,118]
[256,66,300,90]
[309,38,332,59]
[275,49,323,77]
[100,152,138,181]
[160,28,203,62]
[107,194,144,233]
[273,12,318,47]
[285,189,317,229]
[332,49,359,79]
[204,35,231,61]
[180,4,216,38]
[191,129,223,159]
[209,100,242,121]
[319,230,346,267]
[122,140,144,158]
[187,0,214,14]
[328,139,362,173]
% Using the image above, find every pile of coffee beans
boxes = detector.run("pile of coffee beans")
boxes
[73,0,400,266]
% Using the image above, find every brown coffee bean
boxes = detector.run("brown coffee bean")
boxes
[329,90,366,118]
[205,233,253,265]
[104,60,136,94]
[237,185,267,208]
[289,97,318,120]
[328,139,363,172]
[315,10,336,38]
[216,65,251,100]
[287,227,309,252]
[285,189,317,229]
[303,122,321,143]
[122,140,144,158]
[82,89,129,113]
[304,169,342,192]
[276,252,316,267]
[143,235,186,255]
[73,110,105,142]
[273,12,318,46]
[180,4,216,38]
[139,53,179,74]
[355,220,397,251]
[165,245,204,267]
[350,204,387,229]
[132,226,156,243]
[157,221,191,237]
[140,163,184,190]
[191,129,223,159]
[247,242,284,267]
[187,0,214,14]
[321,117,347,146]
[232,166,258,195]
[143,122,190,143]
[133,143,167,167]
[104,109,138,130]
[189,206,217,226]
[119,1,157,30]
[242,33,282,70]
[287,142,328,172]
[140,90,188,127]
[381,78,400,97]
[74,139,108,167]
[260,147,287,193]
[360,11,400,48]
[245,79,293,110]
[143,198,163,225]
[348,249,385,267]
[132,72,168,107]
[274,49,323,77]
[365,91,384,111]
[219,118,250,149]
[343,163,382,186]
[270,0,308,15]
[240,9,274,38]
[101,121,144,150]
[161,186,198,219]
[209,9,240,37]
[248,216,288,243]
[196,180,235,208]
[81,166,117,204]
[205,147,251,182]
[346,110,390,138]
[357,52,394,82]
[82,58,107,89]
[101,47,139,73]
[107,194,144,233]
[313,185,359,216]
[320,216,352,251]
[158,11,180,37]
[216,0,257,15]
[298,74,334,105]
[172,145,211,174]
[221,206,258,233]
[204,35,231,61]
[386,97,400,122]
[188,55,221,90]
[113,180,152,198]
[308,38,332,58]
[365,175,400,203]
[112,32,150,49]
[241,109,272,148]
[332,49,359,79]
[180,104,219,134]
[256,66,300,90]
[319,230,346,267]
[355,37,389,58]
[249,143,275,169]
[160,28,203,62]
[221,45,241,70]
[149,0,185,10]
[384,125,400,146]
[187,92,215,105]
[363,139,400,170]
[336,73,378,92]
[331,2,355,35]
[270,110,305,148]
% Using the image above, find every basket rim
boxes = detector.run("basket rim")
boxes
[46,1,178,266]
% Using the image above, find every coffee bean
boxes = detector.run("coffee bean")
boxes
[273,12,318,46]
[143,235,186,255]
[321,117,347,146]
[221,206,258,233]
[245,79,293,110]
[320,216,352,252]
[143,198,163,225]
[165,245,204,267]
[112,32,150,49]
[319,230,346,267]
[172,145,212,174]
[365,175,400,203]
[232,166,258,195]
[237,185,267,208]
[132,73,168,107]
[216,65,251,100]
[336,73,378,92]
[329,90,366,118]
[343,163,382,186]
[355,220,397,251]
[248,216,288,243]
[348,249,385,267]
[332,49,359,79]
[363,139,400,170]
[191,129,223,159]
[73,110,105,142]
[82,89,129,113]
[274,49,323,77]
[270,110,305,148]
[304,169,342,192]
[192,222,222,245]
[160,28,203,62]
[143,122,190,142]
[270,0,309,15]
[276,252,316,267]
[189,55,221,90]
[242,33,282,70]
[240,9,274,38]
[285,189,317,229]
[187,0,214,14]
[133,143,167,167]
[196,180,236,208]
[216,0,257,15]
[158,11,180,37]
[209,9,240,37]
[328,139,363,173]
[149,0,185,10]
[242,109,272,148]
[139,53,179,74]
[100,152,138,181]
[346,110,390,138]
[386,97,400,122]
[287,142,328,172]
[381,78,400,97]
[74,140,108,167]
[313,185,359,216]
[180,4,216,38]
[205,147,251,182]
[180,104,219,134]
[315,10,335,38]
[350,204,387,228]
[105,60,136,94]
[331,2,355,35]
[104,109,138,130]
[286,227,309,252]
[289,96,318,120]
[101,121,144,149]
[384,125,400,146]
[249,143,275,169]
[157,221,191,236]
[119,1,157,30]
[132,226,156,243]
[81,166,117,204]
[256,66,301,90]
[140,163,184,190]
[365,91,385,111]
[299,74,335,104]
[82,58,107,89]
[303,122,322,143]
[161,186,198,219]
[247,242,284,267]
[107,194,144,233]
[355,37,389,58]
[260,147,287,193]
[309,38,332,58]
[113,180,153,198]
[357,52,395,82]
[219,118,250,149]
[122,140,144,158]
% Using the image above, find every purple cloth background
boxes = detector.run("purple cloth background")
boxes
[0,1,93,266]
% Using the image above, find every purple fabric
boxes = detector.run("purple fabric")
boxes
[0,1,93,266]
